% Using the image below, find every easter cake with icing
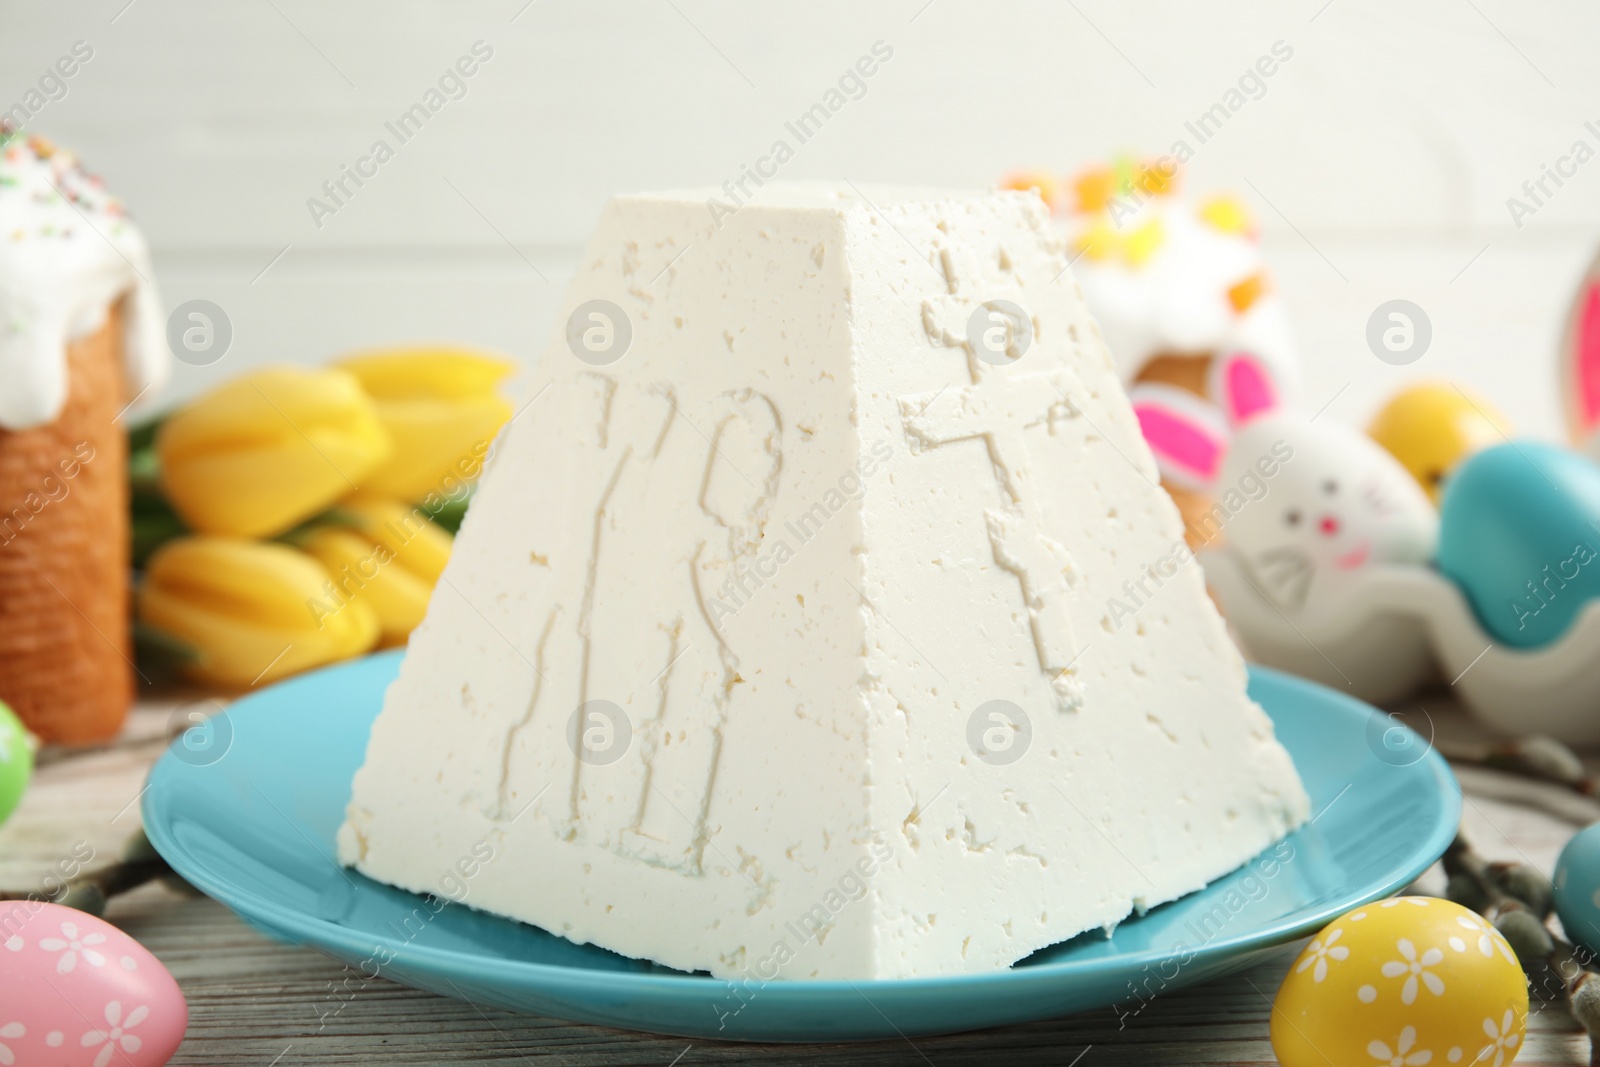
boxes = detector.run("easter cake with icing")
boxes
[0,126,166,742]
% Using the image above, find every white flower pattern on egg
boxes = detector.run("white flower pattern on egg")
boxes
[1380,938,1445,1005]
[0,1021,23,1066]
[39,919,108,974]
[1478,1009,1521,1067]
[1455,914,1518,965]
[80,1000,149,1067]
[1297,927,1350,983]
[1367,1025,1432,1065]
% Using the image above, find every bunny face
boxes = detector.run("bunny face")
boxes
[1219,414,1438,611]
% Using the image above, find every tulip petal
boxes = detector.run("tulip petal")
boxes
[301,528,435,644]
[138,538,380,686]
[337,495,454,583]
[362,395,510,501]
[339,348,516,400]
[157,367,392,537]
[337,348,514,501]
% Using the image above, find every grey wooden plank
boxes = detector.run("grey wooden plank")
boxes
[2,700,1592,1064]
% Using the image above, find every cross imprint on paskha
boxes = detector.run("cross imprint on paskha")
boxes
[900,244,1089,710]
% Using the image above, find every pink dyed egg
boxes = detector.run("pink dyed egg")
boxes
[0,901,186,1066]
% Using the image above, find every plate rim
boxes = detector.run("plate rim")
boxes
[143,653,1462,999]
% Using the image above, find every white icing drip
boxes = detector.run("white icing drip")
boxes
[0,131,167,431]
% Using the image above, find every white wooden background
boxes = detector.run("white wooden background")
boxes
[3,0,1599,436]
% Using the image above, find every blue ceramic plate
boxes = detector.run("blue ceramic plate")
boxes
[143,651,1459,1042]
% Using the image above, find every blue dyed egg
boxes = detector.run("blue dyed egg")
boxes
[1437,441,1600,649]
[1555,824,1600,956]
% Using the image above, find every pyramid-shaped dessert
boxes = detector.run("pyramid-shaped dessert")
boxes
[339,186,1308,980]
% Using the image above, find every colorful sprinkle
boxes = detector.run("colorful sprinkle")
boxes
[1121,218,1166,266]
[1199,194,1258,238]
[1227,270,1269,314]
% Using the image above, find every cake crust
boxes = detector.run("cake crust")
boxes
[0,301,133,742]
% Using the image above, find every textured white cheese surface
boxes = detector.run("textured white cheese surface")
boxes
[338,184,1310,981]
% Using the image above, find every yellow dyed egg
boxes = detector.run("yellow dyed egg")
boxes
[1368,383,1511,503]
[1271,897,1528,1067]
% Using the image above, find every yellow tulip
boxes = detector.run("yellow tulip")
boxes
[157,367,391,538]
[338,347,515,502]
[138,538,380,688]
[300,495,454,646]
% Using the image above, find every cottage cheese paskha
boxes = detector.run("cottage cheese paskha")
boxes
[338,185,1309,980]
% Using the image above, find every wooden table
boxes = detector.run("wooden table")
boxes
[4,691,1594,1066]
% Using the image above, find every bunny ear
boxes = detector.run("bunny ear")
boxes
[1210,350,1279,427]
[1130,383,1229,490]
[1563,260,1600,443]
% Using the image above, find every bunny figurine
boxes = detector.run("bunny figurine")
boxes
[1129,350,1276,532]
[1221,413,1439,612]
[1130,313,1600,741]
[1136,351,1438,613]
